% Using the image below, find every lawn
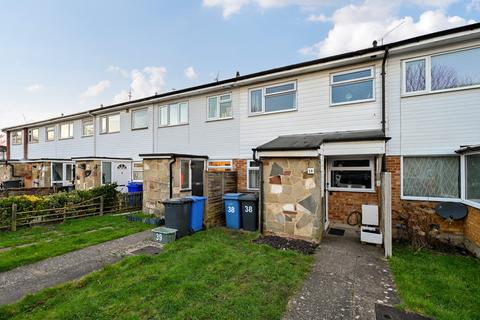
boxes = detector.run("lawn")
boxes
[0,214,152,272]
[389,246,480,320]
[0,228,313,320]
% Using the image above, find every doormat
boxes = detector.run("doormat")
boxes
[131,246,162,256]
[375,304,433,320]
[328,228,345,236]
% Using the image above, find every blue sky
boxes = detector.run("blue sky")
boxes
[0,0,478,131]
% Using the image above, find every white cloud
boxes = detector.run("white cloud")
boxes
[80,80,110,99]
[107,65,129,78]
[184,66,198,80]
[203,0,331,18]
[307,13,330,22]
[113,66,167,103]
[26,83,43,93]
[299,0,475,57]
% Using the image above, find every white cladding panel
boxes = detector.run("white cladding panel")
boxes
[239,62,383,158]
[386,39,480,155]
[323,140,385,156]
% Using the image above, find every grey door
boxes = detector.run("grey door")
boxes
[191,160,205,196]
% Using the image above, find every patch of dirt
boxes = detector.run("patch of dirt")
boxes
[253,235,318,255]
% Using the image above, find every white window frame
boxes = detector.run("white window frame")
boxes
[28,128,39,144]
[327,157,375,192]
[132,161,144,182]
[101,161,113,185]
[11,130,23,145]
[46,126,55,142]
[207,93,233,121]
[207,160,233,171]
[463,152,480,209]
[51,162,74,186]
[330,66,375,106]
[248,81,297,115]
[158,102,189,127]
[82,119,94,137]
[402,45,480,96]
[180,159,191,190]
[59,122,74,140]
[100,113,121,134]
[247,160,260,190]
[131,108,149,130]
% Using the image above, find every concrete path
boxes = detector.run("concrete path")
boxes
[0,230,161,306]
[284,228,400,320]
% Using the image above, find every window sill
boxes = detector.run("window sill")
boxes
[248,108,297,117]
[206,117,234,122]
[180,188,191,192]
[131,127,149,131]
[330,98,375,107]
[99,131,120,135]
[401,85,480,98]
[158,123,189,129]
[82,135,93,138]
[400,195,461,202]
[328,188,376,193]
[59,137,74,140]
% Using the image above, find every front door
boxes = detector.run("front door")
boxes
[191,160,205,196]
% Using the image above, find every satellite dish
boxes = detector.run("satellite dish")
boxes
[435,202,468,220]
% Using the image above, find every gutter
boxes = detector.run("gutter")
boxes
[252,148,264,234]
[381,47,390,133]
[169,155,176,199]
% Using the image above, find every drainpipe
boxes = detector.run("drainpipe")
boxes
[87,112,96,157]
[169,155,176,198]
[381,47,390,172]
[252,148,264,233]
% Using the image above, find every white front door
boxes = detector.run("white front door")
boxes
[112,161,131,192]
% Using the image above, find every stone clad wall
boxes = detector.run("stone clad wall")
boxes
[0,163,13,183]
[75,160,102,190]
[465,207,480,257]
[263,157,323,242]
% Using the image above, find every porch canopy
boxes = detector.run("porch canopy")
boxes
[254,129,389,157]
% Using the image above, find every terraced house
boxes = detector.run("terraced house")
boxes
[2,24,480,255]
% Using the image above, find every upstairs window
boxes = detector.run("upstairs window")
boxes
[28,128,39,144]
[12,131,23,145]
[132,108,148,130]
[207,94,232,120]
[249,82,297,114]
[159,102,188,127]
[82,119,94,137]
[100,114,120,134]
[331,67,375,105]
[46,126,55,141]
[405,59,426,93]
[59,122,74,139]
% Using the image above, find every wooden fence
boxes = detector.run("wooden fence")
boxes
[204,171,237,228]
[1,192,143,232]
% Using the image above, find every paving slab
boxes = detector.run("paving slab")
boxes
[284,228,400,320]
[0,230,161,306]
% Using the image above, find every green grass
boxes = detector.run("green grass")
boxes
[0,228,313,320]
[389,246,480,320]
[0,215,152,272]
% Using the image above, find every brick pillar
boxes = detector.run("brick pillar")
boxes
[6,131,10,160]
[233,159,247,191]
[23,128,28,160]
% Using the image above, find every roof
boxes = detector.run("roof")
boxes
[255,130,388,151]
[71,156,133,161]
[3,22,480,132]
[139,153,209,159]
[455,144,480,154]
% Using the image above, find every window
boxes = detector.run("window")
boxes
[207,160,233,171]
[403,156,460,199]
[52,163,63,182]
[466,154,480,204]
[132,162,144,181]
[331,67,375,105]
[100,114,120,134]
[60,122,74,139]
[403,47,480,94]
[329,158,374,191]
[180,160,191,190]
[66,164,74,181]
[46,126,55,141]
[11,131,23,145]
[102,162,112,184]
[28,128,39,144]
[249,82,296,114]
[82,119,94,137]
[207,94,232,120]
[159,102,188,126]
[247,160,260,190]
[132,108,148,130]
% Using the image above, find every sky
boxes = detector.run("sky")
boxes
[0,0,479,137]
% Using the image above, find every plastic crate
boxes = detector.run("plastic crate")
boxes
[152,227,177,244]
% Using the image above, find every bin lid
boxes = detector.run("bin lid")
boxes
[152,226,177,234]
[239,193,259,201]
[223,193,243,200]
[187,196,207,201]
[128,181,143,186]
[162,197,193,204]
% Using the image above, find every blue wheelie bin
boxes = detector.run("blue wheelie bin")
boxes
[223,193,243,229]
[187,196,207,232]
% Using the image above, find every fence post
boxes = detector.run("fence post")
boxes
[11,203,17,232]
[100,196,104,216]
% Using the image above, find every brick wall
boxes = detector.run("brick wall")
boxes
[328,189,379,224]
[465,206,480,257]
[233,159,247,192]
